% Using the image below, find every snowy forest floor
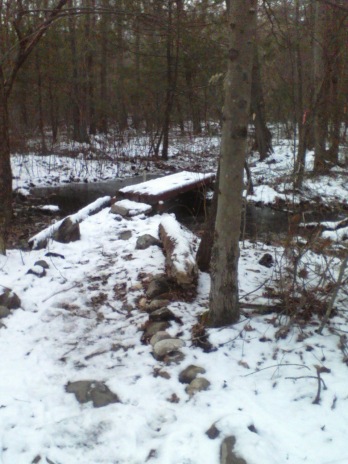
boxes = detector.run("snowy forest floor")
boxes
[1,134,348,464]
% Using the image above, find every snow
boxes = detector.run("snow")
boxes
[160,213,197,274]
[113,199,152,216]
[1,203,348,463]
[36,204,60,212]
[2,138,348,463]
[28,196,111,249]
[119,171,215,196]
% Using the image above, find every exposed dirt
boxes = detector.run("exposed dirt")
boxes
[8,195,63,250]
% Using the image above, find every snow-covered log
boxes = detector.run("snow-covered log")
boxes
[28,196,111,249]
[159,214,198,286]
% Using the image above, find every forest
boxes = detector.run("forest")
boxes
[0,1,348,463]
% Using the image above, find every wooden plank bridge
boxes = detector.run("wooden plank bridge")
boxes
[117,171,215,207]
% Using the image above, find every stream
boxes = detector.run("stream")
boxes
[32,175,342,241]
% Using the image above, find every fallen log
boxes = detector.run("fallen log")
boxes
[29,196,111,249]
[159,214,198,287]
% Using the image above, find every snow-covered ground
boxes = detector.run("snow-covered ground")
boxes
[1,205,348,464]
[12,137,348,210]
[1,138,347,463]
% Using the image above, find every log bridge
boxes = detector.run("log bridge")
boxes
[117,171,215,209]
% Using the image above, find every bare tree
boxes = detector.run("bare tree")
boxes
[208,0,257,326]
[0,0,69,254]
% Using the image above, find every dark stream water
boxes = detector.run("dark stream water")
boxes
[32,176,342,240]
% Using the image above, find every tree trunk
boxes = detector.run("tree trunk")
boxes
[98,0,109,134]
[36,52,47,154]
[69,11,89,143]
[0,70,12,254]
[208,0,256,327]
[313,1,329,172]
[116,0,128,132]
[251,41,272,161]
[196,166,219,272]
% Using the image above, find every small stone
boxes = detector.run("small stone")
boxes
[149,307,176,322]
[220,436,248,464]
[146,299,171,312]
[34,260,49,269]
[153,338,185,359]
[138,297,148,310]
[141,321,170,342]
[53,217,80,243]
[206,423,220,440]
[65,380,120,408]
[146,276,171,299]
[163,351,185,365]
[0,289,21,309]
[258,253,274,268]
[0,306,11,318]
[179,365,206,384]
[110,203,128,216]
[136,234,161,250]
[150,331,173,347]
[185,377,210,396]
[118,230,132,240]
[27,265,46,278]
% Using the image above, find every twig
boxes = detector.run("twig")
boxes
[243,363,310,377]
[317,253,348,335]
[42,284,78,303]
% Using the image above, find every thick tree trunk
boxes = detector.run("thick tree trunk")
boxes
[208,0,256,327]
[0,72,12,254]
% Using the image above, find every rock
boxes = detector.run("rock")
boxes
[53,217,80,243]
[27,265,46,278]
[138,297,148,310]
[220,436,248,464]
[163,351,185,365]
[110,203,129,216]
[149,307,176,322]
[34,260,49,269]
[258,253,274,268]
[111,200,152,217]
[136,234,161,250]
[0,289,21,309]
[179,365,206,384]
[153,338,185,359]
[185,377,210,396]
[206,423,221,440]
[146,275,171,299]
[146,299,171,312]
[118,230,132,240]
[0,306,11,318]
[65,380,120,408]
[141,321,170,343]
[150,331,173,347]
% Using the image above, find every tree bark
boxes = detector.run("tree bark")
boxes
[208,0,256,327]
[251,41,272,161]
[0,71,12,255]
